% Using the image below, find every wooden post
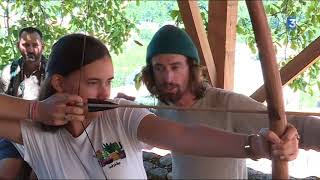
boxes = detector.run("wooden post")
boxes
[178,0,217,86]
[245,1,288,179]
[208,0,238,90]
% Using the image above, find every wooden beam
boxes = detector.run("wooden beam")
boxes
[246,1,288,179]
[177,0,216,86]
[208,0,238,90]
[251,36,320,102]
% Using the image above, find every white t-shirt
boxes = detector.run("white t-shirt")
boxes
[15,98,152,179]
[1,63,40,100]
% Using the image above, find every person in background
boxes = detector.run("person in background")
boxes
[1,27,47,99]
[0,27,47,179]
[0,78,4,93]
[0,33,298,179]
[140,24,320,179]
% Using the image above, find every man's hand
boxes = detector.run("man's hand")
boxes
[116,92,136,101]
[256,124,299,161]
[35,93,85,126]
[272,124,299,161]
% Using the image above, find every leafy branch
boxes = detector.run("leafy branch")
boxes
[0,0,135,69]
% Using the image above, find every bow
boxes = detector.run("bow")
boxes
[246,1,288,179]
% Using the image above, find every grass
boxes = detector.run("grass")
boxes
[111,45,147,88]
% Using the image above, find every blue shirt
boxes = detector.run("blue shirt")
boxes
[0,138,21,159]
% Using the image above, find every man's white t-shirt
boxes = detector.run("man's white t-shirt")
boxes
[14,98,152,179]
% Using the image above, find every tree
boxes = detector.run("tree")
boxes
[125,0,177,25]
[124,0,178,44]
[0,0,135,69]
[238,0,320,96]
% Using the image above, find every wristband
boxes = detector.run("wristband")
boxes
[244,134,260,161]
[28,101,35,120]
[28,101,38,121]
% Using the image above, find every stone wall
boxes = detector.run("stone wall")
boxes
[143,151,320,180]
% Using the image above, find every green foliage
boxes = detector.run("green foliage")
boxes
[237,1,320,95]
[0,0,135,69]
[170,1,208,29]
[125,0,177,24]
[289,59,320,96]
[111,45,146,88]
[134,70,142,90]
[238,1,320,54]
[136,29,155,44]
[299,90,320,109]
[124,0,177,45]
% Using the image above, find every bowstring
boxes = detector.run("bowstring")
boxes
[78,0,108,179]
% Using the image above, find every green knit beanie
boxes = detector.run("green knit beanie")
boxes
[146,25,200,64]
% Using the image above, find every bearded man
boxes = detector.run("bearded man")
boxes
[0,27,47,179]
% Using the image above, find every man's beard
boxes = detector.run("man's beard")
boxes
[24,53,40,62]
[157,83,184,104]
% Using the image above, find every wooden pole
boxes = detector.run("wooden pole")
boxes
[245,1,288,179]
